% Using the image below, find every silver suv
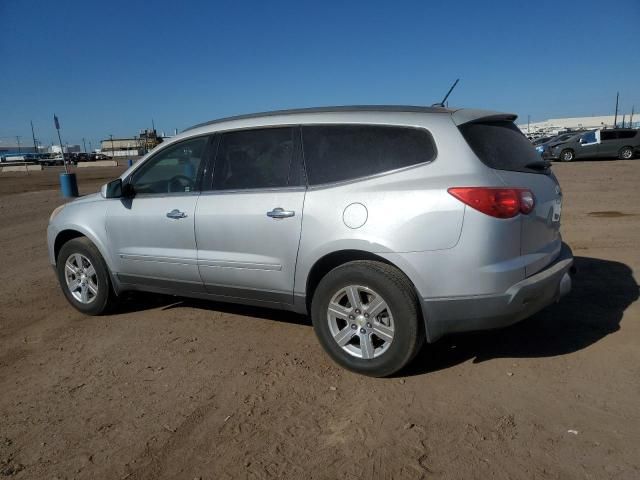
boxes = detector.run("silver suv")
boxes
[47,106,574,376]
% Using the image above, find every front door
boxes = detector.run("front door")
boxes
[106,135,212,292]
[577,130,600,158]
[195,127,306,305]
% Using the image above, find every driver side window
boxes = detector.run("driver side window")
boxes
[130,136,208,194]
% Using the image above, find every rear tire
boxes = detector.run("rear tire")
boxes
[311,260,423,377]
[56,237,115,315]
[618,146,634,160]
[560,149,575,162]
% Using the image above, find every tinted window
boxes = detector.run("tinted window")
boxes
[601,131,617,141]
[458,121,543,174]
[581,131,598,144]
[302,125,436,185]
[617,130,637,139]
[130,136,207,194]
[212,128,294,190]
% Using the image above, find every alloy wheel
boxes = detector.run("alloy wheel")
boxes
[327,285,394,359]
[64,253,99,304]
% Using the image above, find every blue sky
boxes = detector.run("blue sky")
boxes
[1,0,638,149]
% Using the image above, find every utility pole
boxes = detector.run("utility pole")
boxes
[54,114,69,174]
[614,92,619,127]
[31,121,38,153]
[621,114,626,129]
[630,106,635,128]
[16,136,22,153]
[110,134,115,158]
[89,140,93,152]
[82,138,87,153]
[527,115,531,134]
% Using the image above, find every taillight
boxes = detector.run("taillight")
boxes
[448,187,535,218]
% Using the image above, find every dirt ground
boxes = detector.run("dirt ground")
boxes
[0,161,639,479]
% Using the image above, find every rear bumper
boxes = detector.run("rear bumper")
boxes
[421,242,574,342]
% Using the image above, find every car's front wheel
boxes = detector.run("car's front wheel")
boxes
[560,149,575,162]
[56,237,115,315]
[311,260,423,377]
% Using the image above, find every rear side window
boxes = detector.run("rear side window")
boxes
[301,125,436,185]
[617,130,637,139]
[458,121,542,174]
[601,131,617,141]
[212,127,295,190]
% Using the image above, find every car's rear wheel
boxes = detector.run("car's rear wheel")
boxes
[618,146,634,160]
[311,260,423,377]
[560,149,575,162]
[56,237,115,315]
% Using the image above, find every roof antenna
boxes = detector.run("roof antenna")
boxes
[433,78,460,107]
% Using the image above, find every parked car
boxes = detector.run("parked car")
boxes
[531,136,553,146]
[47,106,573,376]
[534,132,583,155]
[543,128,639,161]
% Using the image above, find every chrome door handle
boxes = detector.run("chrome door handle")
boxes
[166,209,187,219]
[267,207,295,219]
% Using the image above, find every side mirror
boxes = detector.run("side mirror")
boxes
[102,179,122,198]
[122,182,136,198]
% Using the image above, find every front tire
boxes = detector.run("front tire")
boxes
[56,237,115,315]
[560,149,575,162]
[311,260,423,377]
[618,146,634,160]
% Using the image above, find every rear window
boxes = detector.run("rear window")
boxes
[302,125,436,185]
[458,121,544,174]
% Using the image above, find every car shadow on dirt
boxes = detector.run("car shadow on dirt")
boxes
[404,256,639,377]
[114,291,311,327]
[112,256,637,377]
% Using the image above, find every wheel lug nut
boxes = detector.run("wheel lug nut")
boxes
[366,323,372,328]
[349,315,355,320]
[360,328,366,334]
[355,309,360,314]
[364,313,369,318]
[351,324,357,329]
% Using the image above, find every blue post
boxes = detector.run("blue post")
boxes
[127,159,133,167]
[59,172,79,198]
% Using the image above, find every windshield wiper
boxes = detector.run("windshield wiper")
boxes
[525,160,551,171]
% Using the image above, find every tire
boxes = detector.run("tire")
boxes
[560,149,575,162]
[618,146,634,160]
[56,237,115,315]
[311,260,424,377]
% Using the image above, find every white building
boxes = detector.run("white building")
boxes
[519,114,638,137]
[51,144,81,154]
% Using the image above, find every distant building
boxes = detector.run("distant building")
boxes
[519,114,638,137]
[51,144,81,154]
[100,129,164,157]
[0,143,38,154]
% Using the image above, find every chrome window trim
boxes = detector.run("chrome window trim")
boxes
[198,185,306,196]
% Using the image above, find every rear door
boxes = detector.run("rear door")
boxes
[194,127,306,305]
[458,119,563,276]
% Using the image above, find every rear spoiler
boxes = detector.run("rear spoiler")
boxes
[451,109,517,126]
